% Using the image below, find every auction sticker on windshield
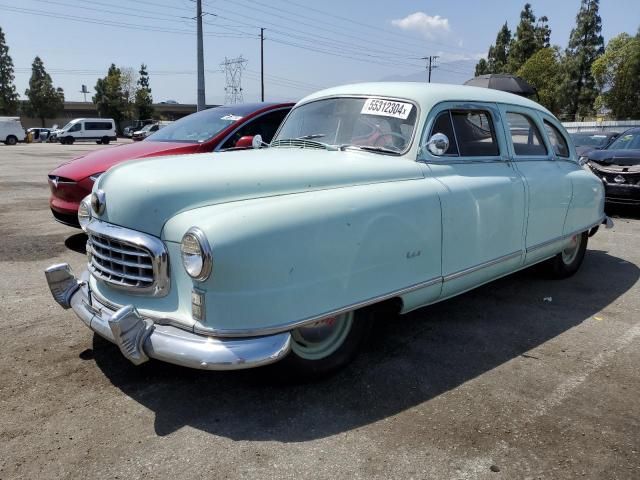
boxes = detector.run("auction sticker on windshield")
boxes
[361,98,413,120]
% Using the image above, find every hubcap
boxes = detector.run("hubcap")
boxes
[562,234,581,264]
[291,312,354,360]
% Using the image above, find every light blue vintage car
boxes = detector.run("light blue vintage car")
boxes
[45,83,612,377]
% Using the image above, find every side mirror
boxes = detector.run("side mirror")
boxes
[426,133,450,156]
[252,134,263,149]
[235,135,255,148]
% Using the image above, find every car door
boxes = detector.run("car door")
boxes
[419,102,526,299]
[498,105,573,264]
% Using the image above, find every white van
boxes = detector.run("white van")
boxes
[57,118,117,145]
[0,117,26,145]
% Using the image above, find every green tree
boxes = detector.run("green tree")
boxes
[93,64,127,130]
[507,4,548,72]
[592,31,640,119]
[0,26,19,115]
[134,63,154,119]
[475,22,511,75]
[560,0,604,120]
[517,47,562,114]
[23,56,65,127]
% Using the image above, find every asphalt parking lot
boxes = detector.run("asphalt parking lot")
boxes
[0,141,639,480]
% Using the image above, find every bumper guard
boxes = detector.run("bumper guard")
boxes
[44,264,291,370]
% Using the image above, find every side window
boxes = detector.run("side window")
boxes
[544,121,570,158]
[220,109,289,149]
[429,111,458,155]
[505,112,547,156]
[69,123,81,132]
[450,110,499,156]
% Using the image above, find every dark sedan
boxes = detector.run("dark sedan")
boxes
[584,128,640,206]
[571,131,619,156]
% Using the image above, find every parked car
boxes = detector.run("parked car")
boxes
[26,127,53,142]
[583,128,640,206]
[0,116,26,145]
[124,120,154,138]
[56,118,117,145]
[131,121,172,141]
[45,83,610,377]
[570,131,619,156]
[47,103,293,226]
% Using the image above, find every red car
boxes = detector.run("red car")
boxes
[48,102,293,227]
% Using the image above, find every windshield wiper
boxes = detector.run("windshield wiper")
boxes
[341,144,400,154]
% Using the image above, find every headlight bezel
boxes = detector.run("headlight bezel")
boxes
[78,194,92,232]
[181,227,213,281]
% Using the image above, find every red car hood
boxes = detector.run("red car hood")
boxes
[50,141,203,180]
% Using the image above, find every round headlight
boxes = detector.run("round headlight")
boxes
[78,195,92,232]
[181,227,212,281]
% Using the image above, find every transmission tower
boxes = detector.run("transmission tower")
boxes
[221,56,247,104]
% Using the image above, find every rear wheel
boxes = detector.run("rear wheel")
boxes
[277,307,375,379]
[547,231,588,278]
[96,140,102,144]
[5,135,17,145]
[101,136,110,145]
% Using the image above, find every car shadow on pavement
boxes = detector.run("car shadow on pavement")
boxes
[91,249,639,441]
[65,233,87,254]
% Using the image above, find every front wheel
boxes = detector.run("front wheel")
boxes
[277,307,375,379]
[547,231,588,278]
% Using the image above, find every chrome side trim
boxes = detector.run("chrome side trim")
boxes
[526,217,606,253]
[192,276,443,337]
[86,220,170,297]
[443,250,522,282]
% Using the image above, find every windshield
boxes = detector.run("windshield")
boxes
[571,133,611,148]
[272,97,417,154]
[147,107,243,143]
[140,124,154,132]
[60,121,76,131]
[607,130,640,150]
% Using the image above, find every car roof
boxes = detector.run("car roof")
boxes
[299,82,552,115]
[206,102,292,116]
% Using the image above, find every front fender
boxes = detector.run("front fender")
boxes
[162,180,442,333]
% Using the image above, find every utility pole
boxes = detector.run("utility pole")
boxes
[421,55,439,83]
[196,0,206,111]
[260,28,265,102]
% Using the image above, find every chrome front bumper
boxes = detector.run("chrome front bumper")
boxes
[44,263,291,370]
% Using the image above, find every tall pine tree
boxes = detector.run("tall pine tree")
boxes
[561,0,604,119]
[475,22,511,75]
[0,26,19,115]
[134,63,154,119]
[507,4,542,72]
[24,57,65,127]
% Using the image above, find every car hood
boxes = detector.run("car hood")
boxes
[587,149,640,167]
[49,141,202,180]
[94,148,424,237]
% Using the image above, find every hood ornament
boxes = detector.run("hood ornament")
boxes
[613,175,625,184]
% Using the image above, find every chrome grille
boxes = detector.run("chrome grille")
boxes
[86,220,170,296]
[88,235,154,288]
[270,139,327,149]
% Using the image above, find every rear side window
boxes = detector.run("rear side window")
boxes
[505,112,547,156]
[450,110,499,156]
[85,122,113,130]
[544,121,570,157]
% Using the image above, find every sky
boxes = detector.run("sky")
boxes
[3,0,639,106]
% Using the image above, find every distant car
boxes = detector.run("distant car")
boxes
[131,122,171,141]
[48,102,293,226]
[124,120,154,138]
[27,127,53,142]
[570,131,619,156]
[583,128,640,206]
[56,118,117,145]
[0,116,26,145]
